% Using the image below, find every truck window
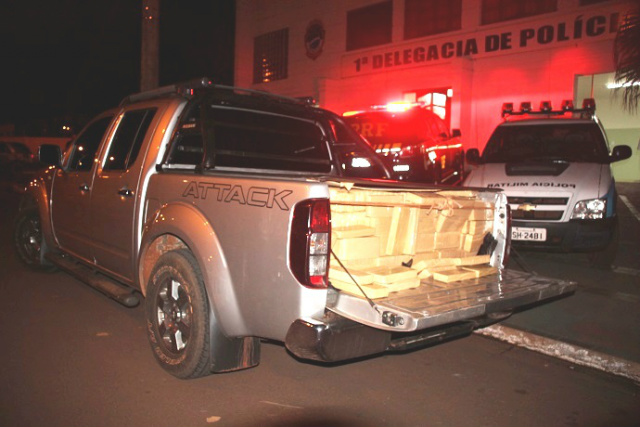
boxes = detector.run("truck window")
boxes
[482,123,610,163]
[165,107,203,166]
[166,105,333,173]
[327,116,389,179]
[68,116,114,172]
[103,108,157,171]
[210,107,331,173]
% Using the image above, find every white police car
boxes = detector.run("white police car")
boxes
[464,99,632,268]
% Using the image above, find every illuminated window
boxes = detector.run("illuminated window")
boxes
[404,0,461,40]
[253,28,289,84]
[405,88,452,128]
[481,0,556,25]
[346,1,392,51]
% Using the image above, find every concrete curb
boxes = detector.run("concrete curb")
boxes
[475,325,640,385]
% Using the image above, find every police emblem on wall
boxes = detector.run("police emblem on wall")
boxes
[304,20,325,60]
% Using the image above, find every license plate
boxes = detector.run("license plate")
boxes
[512,227,547,241]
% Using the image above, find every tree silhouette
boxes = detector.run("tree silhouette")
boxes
[614,0,640,112]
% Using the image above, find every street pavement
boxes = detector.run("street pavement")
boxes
[479,181,640,383]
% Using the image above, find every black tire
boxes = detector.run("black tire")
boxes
[13,207,57,272]
[587,219,619,270]
[145,249,212,379]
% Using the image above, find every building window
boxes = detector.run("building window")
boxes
[346,1,392,51]
[404,0,462,40]
[253,28,288,83]
[481,0,557,25]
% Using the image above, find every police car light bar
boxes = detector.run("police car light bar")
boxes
[344,101,419,116]
[582,98,596,113]
[501,103,514,117]
[520,102,532,113]
[501,98,596,118]
[370,101,420,113]
[540,101,552,112]
[561,100,574,111]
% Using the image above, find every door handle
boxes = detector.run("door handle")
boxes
[79,184,90,192]
[118,188,134,197]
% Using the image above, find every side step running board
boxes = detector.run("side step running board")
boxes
[46,253,140,307]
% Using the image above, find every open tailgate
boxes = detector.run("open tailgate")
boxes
[327,269,576,331]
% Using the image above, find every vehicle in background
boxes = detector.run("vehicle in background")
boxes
[464,99,632,268]
[343,103,465,185]
[0,141,35,165]
[0,141,41,193]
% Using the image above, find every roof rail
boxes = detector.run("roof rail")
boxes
[209,84,317,107]
[119,77,212,106]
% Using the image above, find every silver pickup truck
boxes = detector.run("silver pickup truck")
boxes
[14,79,575,379]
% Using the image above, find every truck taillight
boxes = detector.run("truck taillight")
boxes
[290,199,331,288]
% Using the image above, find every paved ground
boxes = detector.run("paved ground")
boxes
[481,181,640,383]
[0,181,639,426]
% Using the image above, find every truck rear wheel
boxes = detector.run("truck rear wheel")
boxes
[145,249,212,379]
[13,207,57,272]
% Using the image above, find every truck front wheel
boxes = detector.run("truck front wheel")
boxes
[13,207,57,272]
[145,249,212,379]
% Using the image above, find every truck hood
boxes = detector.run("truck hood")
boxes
[465,162,608,198]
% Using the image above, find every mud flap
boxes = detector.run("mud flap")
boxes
[209,311,261,373]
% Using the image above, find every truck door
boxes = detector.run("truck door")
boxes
[88,107,158,282]
[51,114,114,260]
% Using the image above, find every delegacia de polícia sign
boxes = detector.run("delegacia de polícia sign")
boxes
[343,11,621,77]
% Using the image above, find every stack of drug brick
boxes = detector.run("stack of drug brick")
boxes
[328,186,499,299]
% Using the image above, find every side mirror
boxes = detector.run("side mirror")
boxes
[452,129,462,138]
[466,148,481,165]
[39,144,62,167]
[610,145,632,163]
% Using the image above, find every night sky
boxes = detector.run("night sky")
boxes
[1,0,235,136]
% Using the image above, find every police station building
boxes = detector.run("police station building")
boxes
[234,0,639,182]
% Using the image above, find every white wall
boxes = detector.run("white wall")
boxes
[577,73,640,182]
